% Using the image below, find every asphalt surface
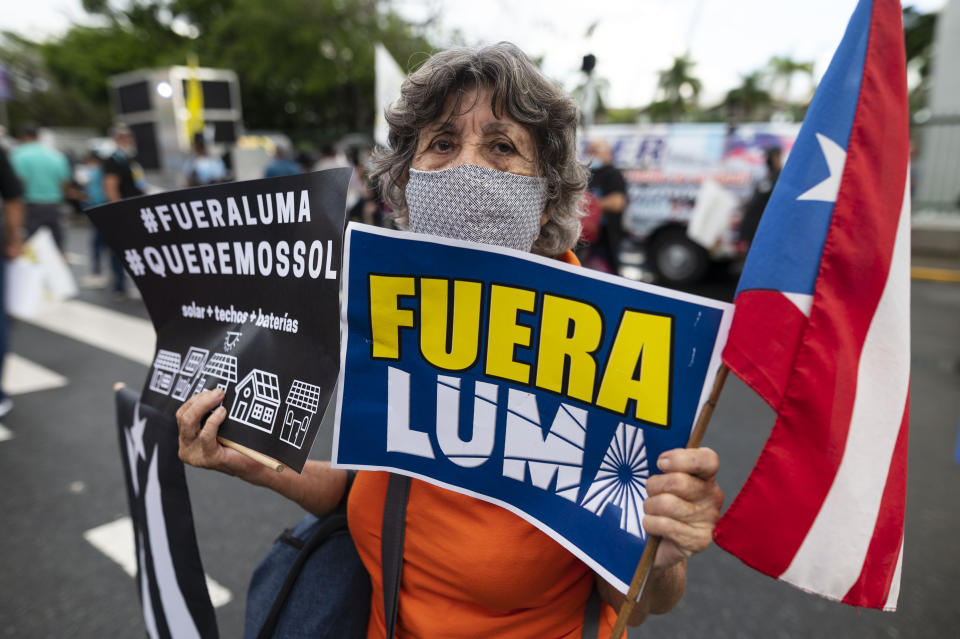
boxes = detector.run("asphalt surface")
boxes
[1,218,957,638]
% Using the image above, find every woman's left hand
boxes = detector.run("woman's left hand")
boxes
[643,447,724,570]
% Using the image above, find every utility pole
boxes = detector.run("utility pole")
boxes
[581,53,597,129]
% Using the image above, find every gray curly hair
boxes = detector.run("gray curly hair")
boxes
[370,42,588,257]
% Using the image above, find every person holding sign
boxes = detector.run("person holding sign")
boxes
[177,42,723,637]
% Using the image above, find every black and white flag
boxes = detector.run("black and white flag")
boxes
[115,385,218,639]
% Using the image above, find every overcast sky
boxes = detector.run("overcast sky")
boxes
[5,0,948,107]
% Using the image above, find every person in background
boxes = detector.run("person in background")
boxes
[103,124,146,203]
[313,143,350,171]
[102,124,146,296]
[184,135,227,187]
[0,146,26,419]
[263,145,301,178]
[738,145,782,246]
[584,139,628,275]
[78,152,125,292]
[295,149,315,174]
[220,144,235,182]
[10,124,71,251]
[346,149,384,227]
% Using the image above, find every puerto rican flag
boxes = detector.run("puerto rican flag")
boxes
[715,0,910,610]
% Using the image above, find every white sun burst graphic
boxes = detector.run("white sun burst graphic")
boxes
[580,423,650,539]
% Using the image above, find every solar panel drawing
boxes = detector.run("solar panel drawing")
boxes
[280,379,322,449]
[171,346,210,401]
[149,349,182,395]
[192,353,239,397]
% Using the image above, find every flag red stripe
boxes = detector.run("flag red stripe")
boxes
[841,393,909,607]
[722,291,807,409]
[715,0,909,584]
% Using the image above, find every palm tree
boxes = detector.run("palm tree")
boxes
[571,75,610,127]
[723,72,772,122]
[767,55,814,106]
[654,54,702,120]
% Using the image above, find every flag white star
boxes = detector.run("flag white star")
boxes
[797,133,847,203]
[128,402,148,461]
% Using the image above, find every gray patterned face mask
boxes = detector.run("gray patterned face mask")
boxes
[405,164,548,253]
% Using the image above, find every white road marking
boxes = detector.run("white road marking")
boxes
[2,353,68,395]
[84,517,138,577]
[65,251,88,266]
[23,299,155,366]
[0,424,12,442]
[83,517,232,608]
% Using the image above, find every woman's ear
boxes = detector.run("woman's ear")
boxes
[397,167,410,190]
[540,203,554,227]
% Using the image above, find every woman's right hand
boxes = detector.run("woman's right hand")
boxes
[176,388,350,516]
[175,388,263,479]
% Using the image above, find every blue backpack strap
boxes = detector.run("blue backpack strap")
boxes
[581,587,603,639]
[382,473,411,639]
[379,473,604,638]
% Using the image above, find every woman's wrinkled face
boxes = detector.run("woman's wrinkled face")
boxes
[411,86,538,177]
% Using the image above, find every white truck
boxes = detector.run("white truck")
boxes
[585,122,800,285]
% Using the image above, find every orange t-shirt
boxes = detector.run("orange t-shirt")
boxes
[346,250,625,639]
[348,473,624,639]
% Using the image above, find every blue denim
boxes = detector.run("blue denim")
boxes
[0,257,7,402]
[243,512,371,639]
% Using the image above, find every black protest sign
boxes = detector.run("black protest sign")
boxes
[91,170,350,471]
[115,385,218,639]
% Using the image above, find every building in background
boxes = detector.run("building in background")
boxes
[108,66,243,190]
[913,0,960,256]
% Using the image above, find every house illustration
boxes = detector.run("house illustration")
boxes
[229,369,282,433]
[149,350,182,395]
[280,380,322,449]
[191,353,238,396]
[171,347,210,401]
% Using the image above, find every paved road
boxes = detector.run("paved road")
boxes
[1,220,957,638]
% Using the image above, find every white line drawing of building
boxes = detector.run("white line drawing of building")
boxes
[280,380,322,449]
[149,350,182,395]
[229,369,282,434]
[171,347,209,401]
[580,423,650,539]
[191,353,238,396]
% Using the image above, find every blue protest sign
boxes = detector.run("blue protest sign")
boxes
[332,224,732,591]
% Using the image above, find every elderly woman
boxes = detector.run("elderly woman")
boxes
[177,42,722,638]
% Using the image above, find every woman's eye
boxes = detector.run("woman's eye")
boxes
[493,141,515,154]
[431,139,452,152]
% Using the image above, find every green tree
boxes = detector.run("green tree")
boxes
[723,71,772,122]
[0,32,109,128]
[902,5,938,81]
[184,0,433,137]
[5,0,434,137]
[767,55,813,106]
[651,54,702,121]
[902,5,939,114]
[571,74,609,126]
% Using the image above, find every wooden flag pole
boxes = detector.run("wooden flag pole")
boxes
[218,436,285,472]
[609,364,730,638]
